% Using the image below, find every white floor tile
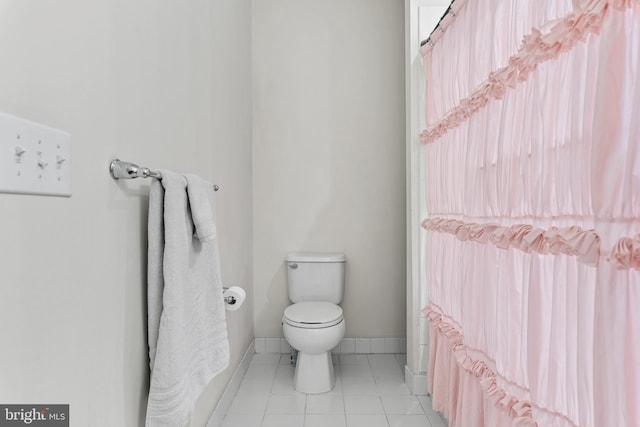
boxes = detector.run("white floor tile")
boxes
[280,354,292,365]
[240,365,277,380]
[395,354,407,367]
[375,377,411,396]
[339,354,369,365]
[235,380,274,397]
[222,353,417,427]
[271,365,296,394]
[244,363,278,381]
[387,414,431,427]
[380,396,424,415]
[344,395,384,414]
[261,414,304,427]
[372,373,404,383]
[341,378,378,396]
[346,414,390,427]
[251,353,282,365]
[368,354,401,367]
[221,413,263,427]
[416,395,437,414]
[305,414,347,427]
[306,393,345,414]
[265,393,307,414]
[368,355,403,378]
[340,365,374,381]
[427,413,447,427]
[226,392,270,414]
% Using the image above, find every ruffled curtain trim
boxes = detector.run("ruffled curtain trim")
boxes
[419,0,635,144]
[423,307,539,427]
[608,234,640,270]
[421,217,601,266]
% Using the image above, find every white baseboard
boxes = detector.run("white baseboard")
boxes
[255,337,407,354]
[405,364,429,395]
[207,339,255,427]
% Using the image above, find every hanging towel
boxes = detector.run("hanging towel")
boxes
[146,170,229,427]
[184,174,217,242]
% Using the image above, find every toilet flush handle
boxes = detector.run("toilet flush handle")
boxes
[289,263,298,269]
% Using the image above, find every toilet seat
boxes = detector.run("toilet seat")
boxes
[283,302,343,329]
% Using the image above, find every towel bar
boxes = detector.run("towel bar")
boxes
[109,159,219,191]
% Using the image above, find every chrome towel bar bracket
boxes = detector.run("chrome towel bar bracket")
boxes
[109,159,219,191]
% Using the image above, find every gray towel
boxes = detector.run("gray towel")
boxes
[146,170,229,427]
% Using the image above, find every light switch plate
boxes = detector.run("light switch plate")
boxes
[0,112,71,197]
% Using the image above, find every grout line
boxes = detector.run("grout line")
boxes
[223,353,437,426]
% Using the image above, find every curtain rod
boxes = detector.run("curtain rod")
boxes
[419,0,456,47]
[109,159,220,191]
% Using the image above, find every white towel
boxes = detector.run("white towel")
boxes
[184,174,217,242]
[146,170,229,427]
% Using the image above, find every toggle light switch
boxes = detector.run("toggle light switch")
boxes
[14,146,26,163]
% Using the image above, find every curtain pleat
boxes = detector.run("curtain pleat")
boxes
[420,1,640,426]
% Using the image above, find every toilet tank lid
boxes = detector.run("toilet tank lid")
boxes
[286,252,346,263]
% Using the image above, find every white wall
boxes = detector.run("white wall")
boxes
[0,0,252,426]
[252,0,406,339]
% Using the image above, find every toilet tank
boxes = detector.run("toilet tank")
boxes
[286,252,346,304]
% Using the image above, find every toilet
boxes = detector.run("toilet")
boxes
[282,252,346,394]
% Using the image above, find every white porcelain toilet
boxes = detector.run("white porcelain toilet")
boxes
[282,252,346,394]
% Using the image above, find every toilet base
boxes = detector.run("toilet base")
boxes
[293,352,335,394]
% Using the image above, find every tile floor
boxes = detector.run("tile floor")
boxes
[221,353,448,427]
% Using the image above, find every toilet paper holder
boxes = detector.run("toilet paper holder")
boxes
[223,287,238,305]
[222,286,246,311]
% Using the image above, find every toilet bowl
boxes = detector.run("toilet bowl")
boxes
[282,301,345,393]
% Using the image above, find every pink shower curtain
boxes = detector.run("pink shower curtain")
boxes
[420,1,640,426]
